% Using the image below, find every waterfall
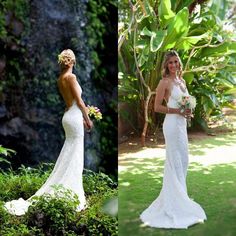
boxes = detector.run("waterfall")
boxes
[0,0,102,171]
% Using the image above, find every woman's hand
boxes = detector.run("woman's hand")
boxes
[83,120,89,130]
[185,108,193,118]
[85,106,89,114]
[86,119,93,130]
[84,119,93,131]
[179,108,193,118]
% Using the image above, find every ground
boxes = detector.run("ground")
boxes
[118,108,236,236]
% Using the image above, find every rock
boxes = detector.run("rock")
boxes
[0,117,38,140]
[0,58,6,74]
[0,105,7,119]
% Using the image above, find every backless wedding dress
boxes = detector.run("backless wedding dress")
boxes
[140,84,207,228]
[4,89,86,216]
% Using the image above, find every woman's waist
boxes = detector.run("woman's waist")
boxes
[65,102,82,113]
[167,101,178,109]
[164,113,186,123]
[63,105,82,119]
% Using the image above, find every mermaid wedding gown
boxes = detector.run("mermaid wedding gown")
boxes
[4,95,86,216]
[140,84,207,228]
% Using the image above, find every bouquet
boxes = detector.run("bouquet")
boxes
[87,105,102,121]
[177,95,196,127]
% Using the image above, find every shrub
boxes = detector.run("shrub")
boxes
[83,169,117,195]
[0,224,43,236]
[0,167,118,235]
[26,185,80,235]
[0,164,52,201]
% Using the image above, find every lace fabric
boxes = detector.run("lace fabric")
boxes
[4,100,86,216]
[140,85,207,228]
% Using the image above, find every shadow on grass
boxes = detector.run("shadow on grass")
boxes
[119,132,236,158]
[189,132,236,156]
[119,157,236,236]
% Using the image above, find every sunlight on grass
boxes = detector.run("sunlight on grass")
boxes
[119,132,236,236]
[120,182,130,186]
[119,133,236,169]
[119,147,166,160]
[189,133,236,166]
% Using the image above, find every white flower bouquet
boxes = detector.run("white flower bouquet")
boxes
[177,95,196,127]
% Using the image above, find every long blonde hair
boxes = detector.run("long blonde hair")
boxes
[161,50,183,78]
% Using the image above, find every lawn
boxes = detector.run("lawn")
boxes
[119,132,236,236]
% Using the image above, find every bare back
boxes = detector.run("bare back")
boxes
[58,72,80,109]
[156,78,172,103]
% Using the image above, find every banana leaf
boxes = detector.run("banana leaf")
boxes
[158,0,175,27]
[201,42,236,57]
[183,72,194,84]
[175,33,209,50]
[161,7,189,51]
[150,30,167,52]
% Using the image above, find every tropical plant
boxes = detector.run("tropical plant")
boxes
[0,145,16,165]
[119,0,236,145]
[0,167,117,235]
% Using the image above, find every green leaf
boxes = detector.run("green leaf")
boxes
[224,103,236,109]
[175,33,209,50]
[209,94,219,106]
[136,0,155,23]
[135,39,149,49]
[217,78,235,88]
[158,0,175,27]
[224,65,236,72]
[183,73,194,84]
[0,157,10,164]
[201,96,214,116]
[225,87,236,95]
[201,42,236,57]
[143,0,155,18]
[180,0,195,9]
[138,45,150,67]
[140,26,153,37]
[162,7,189,51]
[197,118,209,131]
[150,30,167,52]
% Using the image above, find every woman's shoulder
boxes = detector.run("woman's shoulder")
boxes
[156,77,169,90]
[63,73,77,86]
[159,77,172,85]
[58,72,76,80]
[161,77,169,81]
[66,73,77,80]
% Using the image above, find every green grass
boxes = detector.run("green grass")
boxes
[119,133,236,236]
[189,132,236,157]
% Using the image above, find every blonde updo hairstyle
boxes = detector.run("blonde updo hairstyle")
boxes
[58,49,76,69]
[161,50,183,78]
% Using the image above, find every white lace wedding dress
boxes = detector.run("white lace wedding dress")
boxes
[4,95,86,216]
[140,84,207,228]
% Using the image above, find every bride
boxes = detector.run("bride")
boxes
[4,49,93,215]
[140,50,207,228]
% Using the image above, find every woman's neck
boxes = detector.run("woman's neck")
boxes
[169,73,178,80]
[61,66,73,74]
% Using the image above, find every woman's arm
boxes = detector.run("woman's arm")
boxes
[67,74,93,128]
[154,79,180,114]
